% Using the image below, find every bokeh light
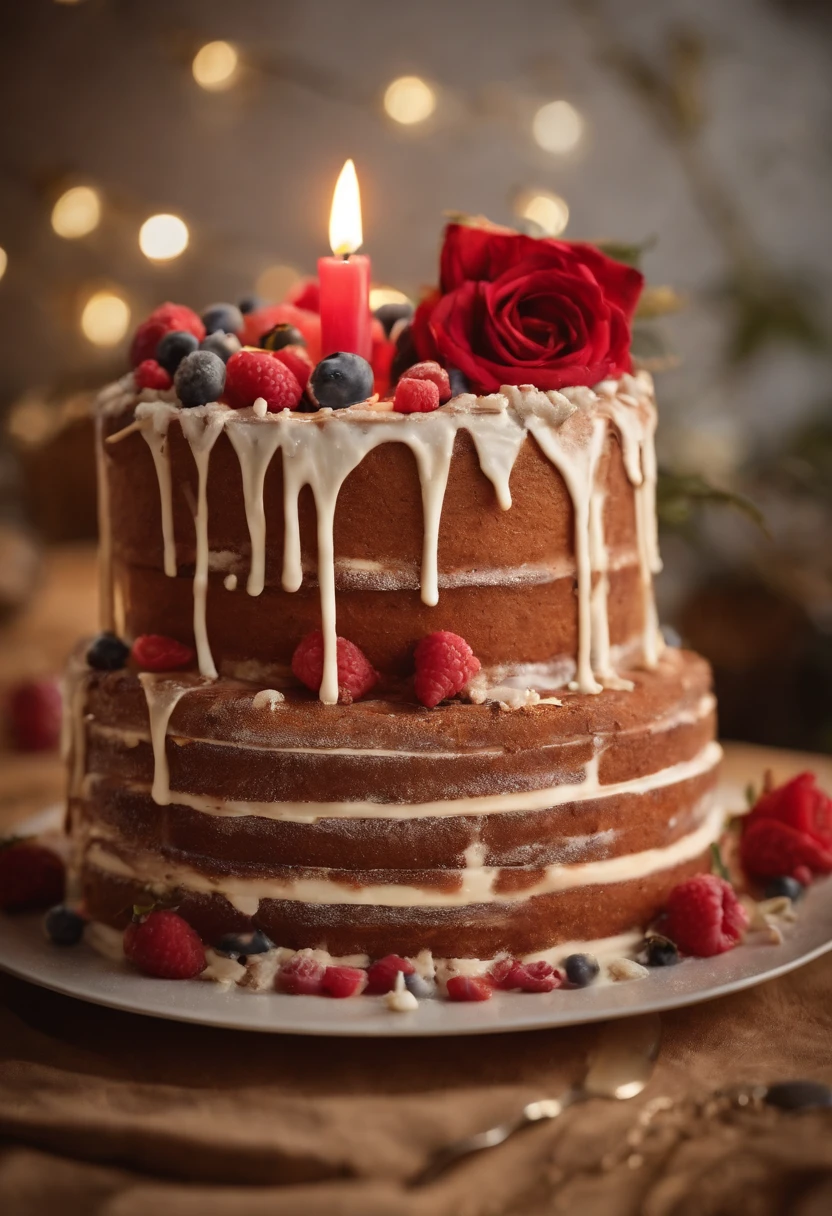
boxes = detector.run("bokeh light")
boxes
[139,213,189,261]
[517,190,570,236]
[0,247,7,283]
[51,185,102,239]
[532,100,584,154]
[192,41,239,91]
[383,76,436,125]
[255,264,301,302]
[80,290,131,347]
[369,286,411,311]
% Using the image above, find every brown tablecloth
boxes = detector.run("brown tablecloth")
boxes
[1,548,831,1215]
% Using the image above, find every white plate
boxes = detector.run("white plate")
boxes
[1,773,831,1037]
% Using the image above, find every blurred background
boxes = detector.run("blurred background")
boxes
[1,0,832,755]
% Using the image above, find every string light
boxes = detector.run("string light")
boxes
[532,100,584,154]
[51,185,102,239]
[516,190,570,236]
[383,76,436,125]
[192,41,239,91]
[0,246,7,283]
[139,213,189,261]
[80,290,131,347]
[255,264,301,301]
[369,286,410,311]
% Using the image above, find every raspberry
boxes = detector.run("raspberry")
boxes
[402,360,452,402]
[275,955,325,995]
[740,818,832,881]
[322,966,368,998]
[365,954,415,995]
[134,359,172,391]
[241,303,322,362]
[291,631,378,702]
[413,631,481,709]
[489,959,561,993]
[131,635,196,672]
[446,975,492,1002]
[271,344,314,391]
[664,874,749,958]
[394,377,440,414]
[746,772,832,850]
[287,278,321,313]
[129,303,205,367]
[7,678,62,751]
[123,910,206,979]
[224,350,302,412]
[0,841,65,912]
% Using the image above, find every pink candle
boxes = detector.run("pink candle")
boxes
[319,160,372,361]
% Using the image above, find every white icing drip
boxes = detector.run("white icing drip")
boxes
[94,410,115,631]
[139,675,199,805]
[179,406,228,679]
[225,421,283,597]
[136,401,178,578]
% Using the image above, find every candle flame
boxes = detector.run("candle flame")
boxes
[329,159,363,256]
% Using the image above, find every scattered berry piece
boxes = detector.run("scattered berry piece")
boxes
[401,360,452,403]
[134,359,172,391]
[643,935,680,967]
[446,975,492,1002]
[664,874,749,958]
[322,966,368,998]
[740,818,832,882]
[156,330,199,375]
[202,302,244,336]
[272,344,314,391]
[131,634,196,672]
[130,303,205,367]
[7,679,62,751]
[44,904,86,946]
[238,294,265,315]
[216,929,273,958]
[393,377,440,414]
[413,631,481,709]
[291,631,378,702]
[224,350,302,411]
[309,352,374,410]
[763,876,805,901]
[86,631,131,671]
[200,332,241,363]
[275,955,325,995]
[404,972,436,1000]
[261,322,305,351]
[174,350,227,408]
[563,953,600,987]
[365,954,415,995]
[374,300,414,336]
[0,841,65,912]
[124,910,206,979]
[490,959,562,992]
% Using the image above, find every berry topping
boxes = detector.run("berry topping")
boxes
[763,875,805,901]
[404,972,436,1000]
[448,368,470,396]
[490,958,562,992]
[413,631,481,709]
[261,322,306,351]
[44,904,86,946]
[134,359,172,392]
[664,874,749,958]
[224,350,302,412]
[241,303,322,361]
[275,955,325,995]
[401,360,452,403]
[0,840,65,912]
[393,377,440,414]
[740,818,832,882]
[200,332,241,363]
[86,631,131,672]
[366,954,415,995]
[563,953,600,987]
[216,929,273,958]
[643,935,680,967]
[272,344,314,391]
[7,679,62,751]
[202,302,244,336]
[322,965,368,998]
[124,910,206,979]
[131,634,196,672]
[174,350,227,408]
[747,772,832,848]
[156,330,199,374]
[374,300,414,336]
[309,352,374,411]
[287,278,320,312]
[446,975,492,1002]
[291,630,378,702]
[238,294,265,315]
[130,303,205,367]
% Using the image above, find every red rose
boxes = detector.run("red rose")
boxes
[411,222,644,394]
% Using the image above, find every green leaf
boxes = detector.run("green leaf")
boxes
[594,237,656,268]
[710,841,731,882]
[745,783,758,809]
[636,286,687,319]
[630,323,680,373]
[656,471,769,537]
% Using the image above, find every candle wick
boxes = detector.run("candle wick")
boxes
[341,252,351,262]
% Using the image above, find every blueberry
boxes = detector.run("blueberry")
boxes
[373,301,414,336]
[448,368,470,397]
[174,351,226,408]
[661,624,683,648]
[389,323,417,385]
[238,294,264,315]
[564,953,600,987]
[202,303,244,336]
[764,876,805,901]
[260,322,305,352]
[765,1081,832,1111]
[44,905,85,946]
[309,353,374,410]
[644,935,680,967]
[200,331,241,363]
[156,330,199,374]
[216,929,273,958]
[404,972,436,1000]
[86,631,130,671]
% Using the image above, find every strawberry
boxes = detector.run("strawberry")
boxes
[123,910,206,979]
[291,631,378,702]
[275,955,325,995]
[446,975,492,1002]
[7,678,62,751]
[414,631,480,709]
[131,635,196,672]
[365,954,415,995]
[663,874,749,958]
[746,772,832,850]
[0,840,65,912]
[322,966,368,998]
[740,818,832,881]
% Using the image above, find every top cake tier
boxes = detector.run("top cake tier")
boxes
[96,371,661,699]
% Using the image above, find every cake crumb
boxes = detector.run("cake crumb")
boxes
[385,970,419,1013]
[252,396,268,418]
[224,573,238,591]
[252,689,285,710]
[201,949,247,990]
[607,958,649,983]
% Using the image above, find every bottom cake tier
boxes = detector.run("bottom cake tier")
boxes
[66,648,721,962]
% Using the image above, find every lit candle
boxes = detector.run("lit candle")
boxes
[318,160,372,361]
